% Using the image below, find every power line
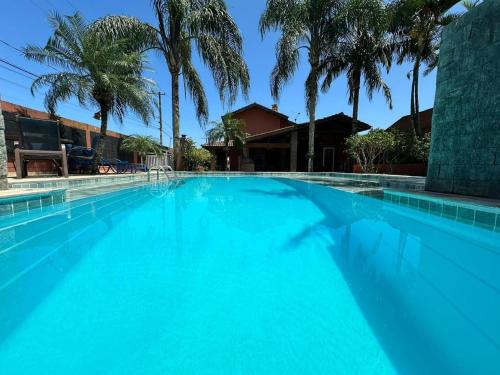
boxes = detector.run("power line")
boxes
[0,39,23,54]
[0,58,38,78]
[26,0,47,15]
[42,0,56,9]
[0,38,60,72]
[0,76,31,90]
[0,63,36,80]
[64,0,78,12]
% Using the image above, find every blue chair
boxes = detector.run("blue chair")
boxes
[134,163,149,172]
[67,145,116,174]
[115,159,132,174]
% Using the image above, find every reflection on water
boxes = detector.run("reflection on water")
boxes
[0,177,499,374]
[280,178,500,374]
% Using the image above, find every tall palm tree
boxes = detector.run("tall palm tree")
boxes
[260,0,344,172]
[322,0,392,136]
[390,0,458,136]
[92,0,250,170]
[24,12,156,172]
[121,135,163,164]
[206,115,246,171]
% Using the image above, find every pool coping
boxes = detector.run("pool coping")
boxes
[0,188,66,217]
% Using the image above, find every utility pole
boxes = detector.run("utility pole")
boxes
[158,92,165,146]
[0,98,8,190]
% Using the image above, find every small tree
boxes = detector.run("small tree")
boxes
[121,135,162,164]
[408,132,431,162]
[206,115,246,171]
[186,148,213,171]
[346,129,395,173]
[351,130,431,173]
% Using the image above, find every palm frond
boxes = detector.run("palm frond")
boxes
[24,12,156,125]
[90,15,160,52]
[182,58,209,124]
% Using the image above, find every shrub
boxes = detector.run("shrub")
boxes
[346,130,431,173]
[181,137,213,171]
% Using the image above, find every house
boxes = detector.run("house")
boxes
[203,103,371,172]
[387,108,433,135]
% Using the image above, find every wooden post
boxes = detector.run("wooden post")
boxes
[14,147,22,179]
[290,130,298,172]
[61,144,68,178]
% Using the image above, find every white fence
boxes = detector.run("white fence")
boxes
[145,153,173,170]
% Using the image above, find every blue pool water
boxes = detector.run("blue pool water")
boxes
[0,177,499,374]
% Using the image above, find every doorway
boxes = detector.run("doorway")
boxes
[322,147,335,171]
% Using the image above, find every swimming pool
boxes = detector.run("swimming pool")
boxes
[0,177,499,374]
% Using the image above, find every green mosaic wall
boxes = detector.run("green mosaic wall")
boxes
[426,0,500,198]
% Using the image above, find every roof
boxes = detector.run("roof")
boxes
[204,112,372,148]
[387,108,433,134]
[204,105,373,149]
[297,112,371,132]
[203,140,235,149]
[246,126,296,141]
[225,102,290,121]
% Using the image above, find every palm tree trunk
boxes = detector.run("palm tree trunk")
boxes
[410,76,416,135]
[412,59,422,137]
[345,71,361,173]
[225,145,230,171]
[172,71,182,170]
[307,101,316,172]
[92,105,109,174]
[351,71,361,135]
[307,65,318,173]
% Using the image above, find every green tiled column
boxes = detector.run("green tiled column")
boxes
[426,0,500,198]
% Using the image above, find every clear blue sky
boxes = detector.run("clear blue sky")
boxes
[0,0,460,147]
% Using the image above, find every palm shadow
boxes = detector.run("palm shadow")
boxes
[273,177,454,374]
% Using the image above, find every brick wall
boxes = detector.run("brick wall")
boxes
[426,0,500,198]
[1,100,136,176]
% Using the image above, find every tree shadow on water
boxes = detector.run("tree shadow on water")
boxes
[275,178,455,374]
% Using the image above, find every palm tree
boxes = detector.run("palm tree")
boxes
[24,12,156,172]
[390,0,458,136]
[92,0,250,170]
[121,135,163,164]
[260,0,344,172]
[322,0,392,136]
[206,115,246,171]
